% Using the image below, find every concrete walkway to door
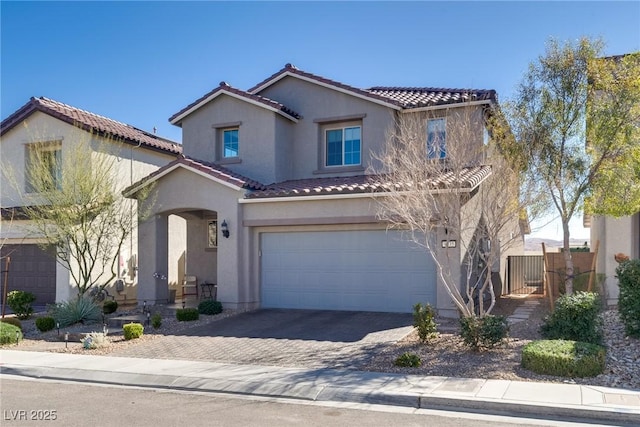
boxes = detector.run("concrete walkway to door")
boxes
[110,309,414,369]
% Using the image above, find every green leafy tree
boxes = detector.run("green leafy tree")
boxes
[507,38,640,295]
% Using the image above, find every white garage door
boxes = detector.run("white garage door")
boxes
[261,230,436,313]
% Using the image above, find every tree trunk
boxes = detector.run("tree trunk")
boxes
[562,219,574,295]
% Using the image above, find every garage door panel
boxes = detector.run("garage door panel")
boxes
[0,244,56,305]
[261,230,436,313]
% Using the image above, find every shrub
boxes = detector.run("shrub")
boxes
[151,313,162,329]
[413,302,438,343]
[460,315,510,351]
[48,297,102,327]
[176,308,199,321]
[198,299,223,315]
[616,259,640,338]
[394,352,421,367]
[0,317,22,330]
[123,323,144,340]
[7,290,36,320]
[102,300,118,314]
[35,316,56,332]
[0,322,22,345]
[81,332,110,349]
[522,339,605,378]
[540,291,603,344]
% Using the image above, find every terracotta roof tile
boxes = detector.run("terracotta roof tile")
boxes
[169,82,300,125]
[1,97,182,154]
[366,87,497,108]
[248,63,496,109]
[246,165,492,199]
[124,155,265,196]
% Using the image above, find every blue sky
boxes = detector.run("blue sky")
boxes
[2,1,639,239]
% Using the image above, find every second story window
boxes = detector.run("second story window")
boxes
[25,142,62,193]
[325,126,361,167]
[427,118,446,159]
[223,128,239,158]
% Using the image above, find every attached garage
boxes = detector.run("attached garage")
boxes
[260,229,436,313]
[0,244,56,305]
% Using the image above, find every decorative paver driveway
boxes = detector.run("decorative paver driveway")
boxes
[111,309,413,369]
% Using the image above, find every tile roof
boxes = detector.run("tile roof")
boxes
[365,87,497,108]
[248,63,496,110]
[1,97,182,155]
[169,82,301,125]
[246,165,492,199]
[124,155,265,197]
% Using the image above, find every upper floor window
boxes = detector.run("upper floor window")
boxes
[223,128,239,158]
[325,126,361,167]
[25,142,62,193]
[427,118,446,159]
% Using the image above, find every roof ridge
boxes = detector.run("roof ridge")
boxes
[367,86,495,93]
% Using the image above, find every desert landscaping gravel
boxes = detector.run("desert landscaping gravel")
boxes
[9,296,640,391]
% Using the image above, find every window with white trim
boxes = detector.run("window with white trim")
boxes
[222,128,239,158]
[325,125,361,167]
[25,142,62,193]
[427,118,446,159]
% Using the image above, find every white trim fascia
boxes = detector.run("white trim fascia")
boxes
[399,99,493,114]
[238,176,488,204]
[170,89,298,125]
[124,163,244,197]
[250,71,402,111]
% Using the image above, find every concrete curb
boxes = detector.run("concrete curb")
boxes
[2,350,639,425]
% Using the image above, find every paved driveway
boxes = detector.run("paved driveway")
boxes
[111,310,413,369]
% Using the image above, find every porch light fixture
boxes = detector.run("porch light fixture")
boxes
[221,220,230,238]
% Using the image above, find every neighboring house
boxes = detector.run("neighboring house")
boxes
[126,64,524,317]
[0,97,184,305]
[587,214,640,306]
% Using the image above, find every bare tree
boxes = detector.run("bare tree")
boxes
[4,124,152,298]
[371,106,523,317]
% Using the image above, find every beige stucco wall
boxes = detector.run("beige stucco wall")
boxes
[590,213,640,306]
[0,111,181,303]
[180,94,286,185]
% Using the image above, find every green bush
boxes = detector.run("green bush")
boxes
[0,317,22,330]
[413,302,438,343]
[394,352,421,367]
[198,299,223,315]
[616,259,640,338]
[48,297,102,327]
[123,323,144,340]
[7,290,36,320]
[151,313,162,329]
[522,339,605,378]
[540,291,603,344]
[460,315,510,351]
[35,316,56,332]
[102,300,118,314]
[176,308,199,321]
[0,322,22,345]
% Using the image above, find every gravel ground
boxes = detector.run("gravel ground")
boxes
[6,297,640,391]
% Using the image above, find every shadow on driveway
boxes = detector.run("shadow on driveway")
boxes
[182,309,413,343]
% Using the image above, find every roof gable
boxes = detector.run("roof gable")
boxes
[1,97,182,155]
[169,82,300,126]
[124,155,265,197]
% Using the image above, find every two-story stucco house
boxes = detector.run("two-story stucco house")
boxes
[0,97,184,305]
[126,64,523,317]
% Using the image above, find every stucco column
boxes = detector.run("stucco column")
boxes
[137,214,169,305]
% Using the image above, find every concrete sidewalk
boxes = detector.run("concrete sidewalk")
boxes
[2,350,639,424]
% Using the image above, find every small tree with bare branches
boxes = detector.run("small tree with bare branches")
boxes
[371,106,523,317]
[4,124,152,298]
